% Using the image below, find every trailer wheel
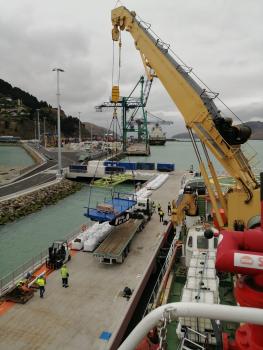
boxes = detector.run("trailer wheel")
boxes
[139,224,144,232]
[125,244,131,257]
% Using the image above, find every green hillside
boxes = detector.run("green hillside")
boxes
[0,78,106,139]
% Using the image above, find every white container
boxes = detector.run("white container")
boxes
[178,288,216,342]
[189,258,215,269]
[71,236,84,250]
[83,222,113,252]
[188,267,217,279]
[185,276,218,292]
[185,215,201,229]
[83,237,98,252]
[192,251,216,259]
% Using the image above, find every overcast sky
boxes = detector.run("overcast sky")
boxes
[0,0,262,135]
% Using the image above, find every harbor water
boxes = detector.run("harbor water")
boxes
[0,145,35,185]
[0,183,134,278]
[0,140,263,278]
[0,145,34,168]
[123,140,263,173]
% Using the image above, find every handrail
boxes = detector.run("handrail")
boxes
[143,234,179,317]
[0,223,87,297]
[117,302,263,350]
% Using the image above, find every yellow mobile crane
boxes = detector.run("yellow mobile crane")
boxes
[171,190,198,227]
[111,6,260,229]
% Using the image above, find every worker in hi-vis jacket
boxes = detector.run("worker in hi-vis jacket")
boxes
[61,264,69,288]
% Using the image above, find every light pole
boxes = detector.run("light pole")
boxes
[36,109,40,148]
[43,117,47,148]
[53,68,64,177]
[78,111,81,143]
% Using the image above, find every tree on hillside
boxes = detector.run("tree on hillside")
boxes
[61,115,79,137]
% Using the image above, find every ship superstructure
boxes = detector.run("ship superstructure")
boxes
[149,123,166,145]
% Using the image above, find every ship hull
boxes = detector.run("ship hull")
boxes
[149,139,166,145]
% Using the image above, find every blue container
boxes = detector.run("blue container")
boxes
[103,161,119,167]
[157,163,175,172]
[118,162,137,170]
[136,162,155,170]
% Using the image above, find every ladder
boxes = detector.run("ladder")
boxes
[179,327,208,350]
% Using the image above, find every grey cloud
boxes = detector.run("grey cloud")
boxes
[0,0,262,131]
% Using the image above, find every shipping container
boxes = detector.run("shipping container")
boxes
[157,163,175,172]
[136,162,155,170]
[118,162,137,170]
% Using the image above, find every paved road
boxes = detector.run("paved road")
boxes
[0,173,57,198]
[0,144,107,199]
[18,160,57,180]
[0,145,80,199]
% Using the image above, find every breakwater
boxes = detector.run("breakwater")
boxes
[0,179,83,225]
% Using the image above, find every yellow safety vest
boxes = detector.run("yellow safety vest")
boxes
[37,278,45,287]
[61,266,68,278]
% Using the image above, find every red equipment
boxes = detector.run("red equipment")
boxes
[215,173,263,350]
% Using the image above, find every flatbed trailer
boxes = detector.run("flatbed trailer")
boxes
[93,218,145,264]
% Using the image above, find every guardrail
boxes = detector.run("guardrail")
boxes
[142,234,179,317]
[0,223,87,297]
[0,249,48,297]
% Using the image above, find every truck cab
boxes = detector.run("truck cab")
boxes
[132,197,154,219]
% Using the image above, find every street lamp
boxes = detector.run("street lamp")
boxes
[78,111,81,143]
[36,109,40,148]
[52,68,64,177]
[43,117,47,148]
[34,118,37,141]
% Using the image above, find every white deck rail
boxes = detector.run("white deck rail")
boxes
[118,302,263,350]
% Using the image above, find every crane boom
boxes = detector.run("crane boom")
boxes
[111,6,260,228]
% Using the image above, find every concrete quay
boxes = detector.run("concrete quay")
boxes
[0,171,184,350]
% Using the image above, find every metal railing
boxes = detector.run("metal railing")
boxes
[0,222,88,297]
[143,235,179,317]
[0,249,48,297]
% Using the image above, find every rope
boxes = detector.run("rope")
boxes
[87,107,117,210]
[118,32,122,86]
[87,155,102,211]
[136,14,245,125]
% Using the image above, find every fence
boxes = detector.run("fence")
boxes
[0,223,86,297]
[142,234,179,318]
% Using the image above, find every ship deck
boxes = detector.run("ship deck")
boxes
[0,171,184,350]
